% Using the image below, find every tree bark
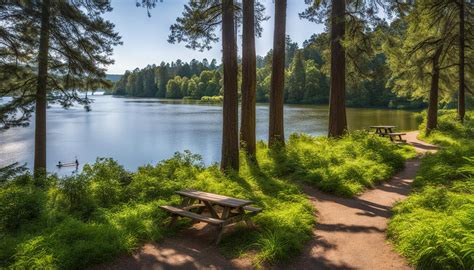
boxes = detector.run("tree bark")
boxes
[221,0,239,171]
[240,0,257,156]
[34,0,51,177]
[426,47,443,133]
[269,0,287,146]
[328,0,347,138]
[458,0,465,123]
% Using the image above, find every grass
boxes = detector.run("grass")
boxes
[388,110,474,270]
[0,132,414,269]
[259,131,416,197]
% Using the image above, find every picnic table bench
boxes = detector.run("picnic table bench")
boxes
[160,189,262,244]
[388,132,407,143]
[369,126,407,143]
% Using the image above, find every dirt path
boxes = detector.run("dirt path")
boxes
[277,131,437,270]
[97,131,436,270]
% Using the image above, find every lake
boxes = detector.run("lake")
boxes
[0,95,419,174]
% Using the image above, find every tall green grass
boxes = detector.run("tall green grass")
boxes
[0,133,413,269]
[388,110,474,270]
[258,132,416,197]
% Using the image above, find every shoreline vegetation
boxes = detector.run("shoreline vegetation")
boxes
[104,34,433,110]
[0,131,414,269]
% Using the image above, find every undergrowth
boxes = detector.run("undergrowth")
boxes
[388,110,474,270]
[0,132,413,269]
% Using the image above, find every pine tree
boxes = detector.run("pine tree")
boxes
[0,1,120,175]
[240,0,257,156]
[169,0,240,171]
[269,0,287,146]
[301,0,391,137]
[287,50,306,103]
[385,0,463,133]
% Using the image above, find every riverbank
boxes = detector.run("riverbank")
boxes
[0,132,413,269]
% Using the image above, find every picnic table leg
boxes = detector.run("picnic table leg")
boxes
[215,207,231,245]
[216,224,225,244]
[169,197,191,227]
[203,201,219,218]
[239,207,255,228]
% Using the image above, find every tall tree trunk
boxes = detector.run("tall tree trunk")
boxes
[426,48,443,133]
[34,0,51,177]
[240,0,256,156]
[458,0,465,123]
[328,0,347,138]
[269,0,287,146]
[221,0,239,171]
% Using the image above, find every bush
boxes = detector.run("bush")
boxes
[82,158,130,207]
[0,185,44,232]
[48,175,97,220]
[200,95,223,103]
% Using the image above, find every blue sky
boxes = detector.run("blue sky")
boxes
[103,1,325,74]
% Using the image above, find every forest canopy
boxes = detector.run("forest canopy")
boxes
[109,34,429,109]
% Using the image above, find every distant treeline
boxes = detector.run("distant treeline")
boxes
[109,35,425,109]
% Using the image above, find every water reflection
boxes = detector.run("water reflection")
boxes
[0,95,419,174]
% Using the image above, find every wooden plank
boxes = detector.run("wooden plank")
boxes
[160,205,224,225]
[370,125,396,128]
[243,206,262,213]
[176,189,253,208]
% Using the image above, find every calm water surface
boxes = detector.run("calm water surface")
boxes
[0,95,419,174]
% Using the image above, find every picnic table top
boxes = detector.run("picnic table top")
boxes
[176,189,253,208]
[370,125,396,128]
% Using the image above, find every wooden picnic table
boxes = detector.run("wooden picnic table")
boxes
[160,189,261,244]
[370,125,396,136]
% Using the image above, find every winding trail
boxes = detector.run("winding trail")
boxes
[277,131,437,270]
[96,131,437,270]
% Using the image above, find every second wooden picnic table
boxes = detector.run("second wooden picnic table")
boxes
[160,189,261,243]
[370,125,396,136]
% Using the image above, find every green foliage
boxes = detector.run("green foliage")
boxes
[200,95,223,103]
[0,185,44,232]
[0,2,121,129]
[111,33,427,108]
[418,110,474,147]
[111,59,219,98]
[0,133,414,268]
[388,111,474,270]
[258,132,415,197]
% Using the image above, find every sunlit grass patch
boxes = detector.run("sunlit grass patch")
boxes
[256,131,415,197]
[389,110,474,270]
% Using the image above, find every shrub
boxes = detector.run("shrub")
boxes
[48,175,96,220]
[200,95,223,103]
[0,185,44,232]
[82,158,130,207]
